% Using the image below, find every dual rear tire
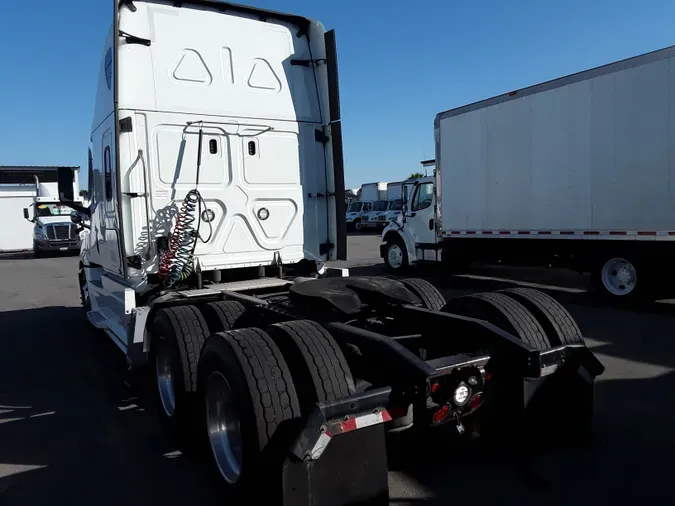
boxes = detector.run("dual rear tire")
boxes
[150,302,353,498]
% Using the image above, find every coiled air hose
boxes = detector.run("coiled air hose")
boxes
[158,123,213,288]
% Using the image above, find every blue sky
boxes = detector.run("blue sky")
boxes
[1,0,674,189]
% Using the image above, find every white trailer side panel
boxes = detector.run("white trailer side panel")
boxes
[0,187,37,252]
[437,48,675,235]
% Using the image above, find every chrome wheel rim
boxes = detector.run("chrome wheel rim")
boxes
[206,371,243,484]
[155,337,176,417]
[601,258,637,296]
[388,243,403,269]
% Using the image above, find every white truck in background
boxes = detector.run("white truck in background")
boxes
[382,44,675,300]
[359,181,389,229]
[0,166,83,255]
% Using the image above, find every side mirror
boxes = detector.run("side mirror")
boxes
[23,208,30,221]
[71,212,90,229]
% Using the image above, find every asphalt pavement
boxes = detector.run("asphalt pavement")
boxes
[1,235,674,505]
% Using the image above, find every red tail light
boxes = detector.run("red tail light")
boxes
[469,393,483,411]
[432,404,450,423]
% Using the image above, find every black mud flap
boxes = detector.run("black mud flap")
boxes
[281,387,391,506]
[478,345,604,448]
[522,346,605,444]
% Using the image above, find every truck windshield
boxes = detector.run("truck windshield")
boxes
[388,199,403,211]
[348,202,363,212]
[373,201,388,211]
[36,204,72,217]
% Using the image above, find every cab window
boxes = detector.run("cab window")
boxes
[363,202,373,212]
[412,183,434,211]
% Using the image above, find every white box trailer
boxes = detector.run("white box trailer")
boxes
[387,181,403,201]
[382,45,675,300]
[0,185,37,252]
[360,181,388,202]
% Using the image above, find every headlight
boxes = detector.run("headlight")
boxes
[453,384,470,406]
[35,228,46,239]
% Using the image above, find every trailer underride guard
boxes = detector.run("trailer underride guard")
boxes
[62,1,605,504]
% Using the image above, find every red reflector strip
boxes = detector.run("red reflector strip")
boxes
[465,231,476,235]
[669,232,675,236]
[340,410,392,434]
[482,230,493,235]
[499,230,510,235]
[560,231,574,235]
[583,231,599,235]
[609,231,626,235]
[517,230,530,235]
[450,231,461,235]
[537,231,551,235]
[638,231,656,236]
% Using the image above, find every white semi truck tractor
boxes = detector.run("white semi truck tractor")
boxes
[59,2,604,504]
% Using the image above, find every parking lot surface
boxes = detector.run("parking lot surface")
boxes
[1,235,674,505]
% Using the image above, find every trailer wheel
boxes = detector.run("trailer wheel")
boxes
[498,288,584,346]
[266,320,355,413]
[399,278,446,311]
[442,292,550,350]
[200,300,247,333]
[383,236,409,273]
[151,306,209,439]
[198,328,301,491]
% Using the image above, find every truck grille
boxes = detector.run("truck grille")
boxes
[46,224,74,241]
[377,216,387,222]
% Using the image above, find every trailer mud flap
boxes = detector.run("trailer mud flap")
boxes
[281,387,391,506]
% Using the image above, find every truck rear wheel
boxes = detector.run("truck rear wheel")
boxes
[399,278,446,311]
[200,300,247,333]
[498,288,584,346]
[593,256,644,300]
[151,306,209,440]
[197,328,301,492]
[442,292,550,350]
[266,320,354,413]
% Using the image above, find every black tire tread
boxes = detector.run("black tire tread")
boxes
[474,292,550,350]
[201,300,246,333]
[499,288,584,346]
[156,305,209,392]
[399,278,446,311]
[268,320,354,409]
[443,292,550,350]
[212,328,301,445]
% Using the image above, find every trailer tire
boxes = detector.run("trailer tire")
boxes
[151,305,209,440]
[267,320,355,413]
[200,300,247,333]
[198,328,301,493]
[442,292,550,350]
[498,288,584,346]
[399,278,446,311]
